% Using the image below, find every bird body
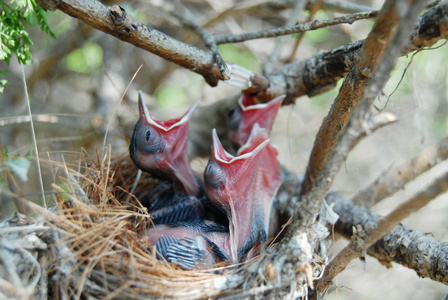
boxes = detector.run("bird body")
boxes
[145,221,232,268]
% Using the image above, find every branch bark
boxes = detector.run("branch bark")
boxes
[330,193,448,285]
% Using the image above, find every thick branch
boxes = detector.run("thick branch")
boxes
[299,0,415,197]
[320,173,448,291]
[286,0,430,238]
[352,136,448,207]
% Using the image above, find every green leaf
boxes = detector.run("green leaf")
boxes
[0,0,56,76]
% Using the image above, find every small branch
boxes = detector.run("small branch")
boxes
[352,136,448,207]
[214,11,378,44]
[327,192,448,286]
[276,171,448,288]
[318,171,448,292]
[172,12,230,81]
[287,0,324,63]
[265,0,307,71]
[203,0,375,29]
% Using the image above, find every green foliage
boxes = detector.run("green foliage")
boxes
[0,0,55,92]
[64,40,104,74]
[1,147,32,182]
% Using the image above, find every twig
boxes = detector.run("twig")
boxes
[352,136,448,207]
[318,170,448,293]
[266,0,307,68]
[214,11,378,44]
[102,65,142,148]
[171,11,230,80]
[202,0,375,29]
[288,0,324,63]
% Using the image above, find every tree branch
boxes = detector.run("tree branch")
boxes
[352,136,448,207]
[319,172,448,292]
[248,2,448,103]
[36,0,225,86]
[171,11,230,81]
[37,0,447,96]
[275,167,448,288]
[214,11,378,44]
[299,0,418,197]
[285,0,430,240]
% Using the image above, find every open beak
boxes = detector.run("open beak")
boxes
[228,93,285,148]
[130,91,200,197]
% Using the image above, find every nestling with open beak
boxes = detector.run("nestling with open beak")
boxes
[203,128,271,260]
[129,91,200,197]
[227,92,285,148]
[236,123,281,240]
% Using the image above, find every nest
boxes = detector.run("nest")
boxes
[0,149,333,299]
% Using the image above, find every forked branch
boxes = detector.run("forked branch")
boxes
[318,170,448,293]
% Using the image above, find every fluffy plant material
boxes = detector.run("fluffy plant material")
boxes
[0,149,333,299]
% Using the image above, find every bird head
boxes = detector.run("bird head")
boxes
[227,93,285,148]
[130,91,199,196]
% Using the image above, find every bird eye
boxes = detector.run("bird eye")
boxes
[204,160,226,188]
[137,126,162,153]
[226,105,242,130]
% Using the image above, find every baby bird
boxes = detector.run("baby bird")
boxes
[227,93,285,148]
[203,128,270,260]
[130,91,200,197]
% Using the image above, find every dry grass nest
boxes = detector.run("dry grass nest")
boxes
[0,148,330,299]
